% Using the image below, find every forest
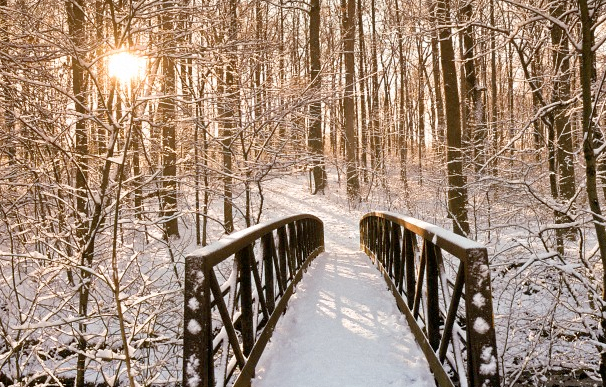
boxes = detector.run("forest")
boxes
[0,0,605,385]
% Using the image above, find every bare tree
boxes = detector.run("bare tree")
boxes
[578,0,606,381]
[343,0,360,201]
[159,0,180,238]
[436,0,469,236]
[309,0,326,193]
[65,2,92,385]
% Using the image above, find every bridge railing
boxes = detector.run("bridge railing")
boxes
[360,212,500,387]
[183,214,324,387]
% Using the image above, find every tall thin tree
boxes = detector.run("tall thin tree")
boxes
[219,0,239,233]
[578,0,606,381]
[343,0,360,201]
[460,0,486,171]
[436,0,469,236]
[550,0,576,244]
[66,2,93,385]
[159,0,180,238]
[309,0,326,193]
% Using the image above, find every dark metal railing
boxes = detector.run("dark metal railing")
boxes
[183,214,324,387]
[360,212,500,387]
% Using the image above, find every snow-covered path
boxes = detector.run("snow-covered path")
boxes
[251,176,435,386]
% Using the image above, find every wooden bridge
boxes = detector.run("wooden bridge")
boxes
[183,212,500,387]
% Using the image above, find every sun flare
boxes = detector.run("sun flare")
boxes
[108,52,146,83]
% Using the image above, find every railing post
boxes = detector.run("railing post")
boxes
[388,222,396,277]
[372,218,378,257]
[412,241,426,319]
[403,229,416,309]
[317,219,325,252]
[392,225,403,292]
[369,218,372,251]
[298,220,305,260]
[276,228,288,291]
[311,219,316,251]
[365,218,372,254]
[307,219,313,253]
[464,248,500,387]
[295,220,303,265]
[378,218,384,264]
[426,241,440,351]
[238,245,255,357]
[387,221,392,270]
[183,257,214,387]
[302,219,308,264]
[375,218,380,256]
[262,234,275,314]
[385,220,393,275]
[287,222,297,275]
[359,218,365,250]
[376,218,383,263]
[373,218,379,262]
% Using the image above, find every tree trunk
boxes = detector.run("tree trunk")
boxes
[309,0,326,194]
[417,37,425,184]
[370,0,381,174]
[578,0,606,382]
[66,2,92,385]
[394,0,408,186]
[507,44,514,162]
[431,29,444,154]
[132,121,143,219]
[489,0,498,170]
[219,0,239,234]
[160,0,179,238]
[530,58,544,157]
[1,0,15,165]
[357,0,368,182]
[343,0,359,201]
[550,0,576,243]
[460,0,486,172]
[436,0,469,236]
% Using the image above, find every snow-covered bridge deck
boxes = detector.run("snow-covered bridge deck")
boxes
[252,247,434,387]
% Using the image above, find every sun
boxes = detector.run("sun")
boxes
[108,52,146,83]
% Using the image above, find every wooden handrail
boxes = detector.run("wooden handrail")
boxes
[183,214,324,387]
[360,211,500,387]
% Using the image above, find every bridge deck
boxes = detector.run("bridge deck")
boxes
[251,244,434,386]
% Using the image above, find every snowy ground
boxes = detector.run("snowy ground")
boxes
[251,174,434,387]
